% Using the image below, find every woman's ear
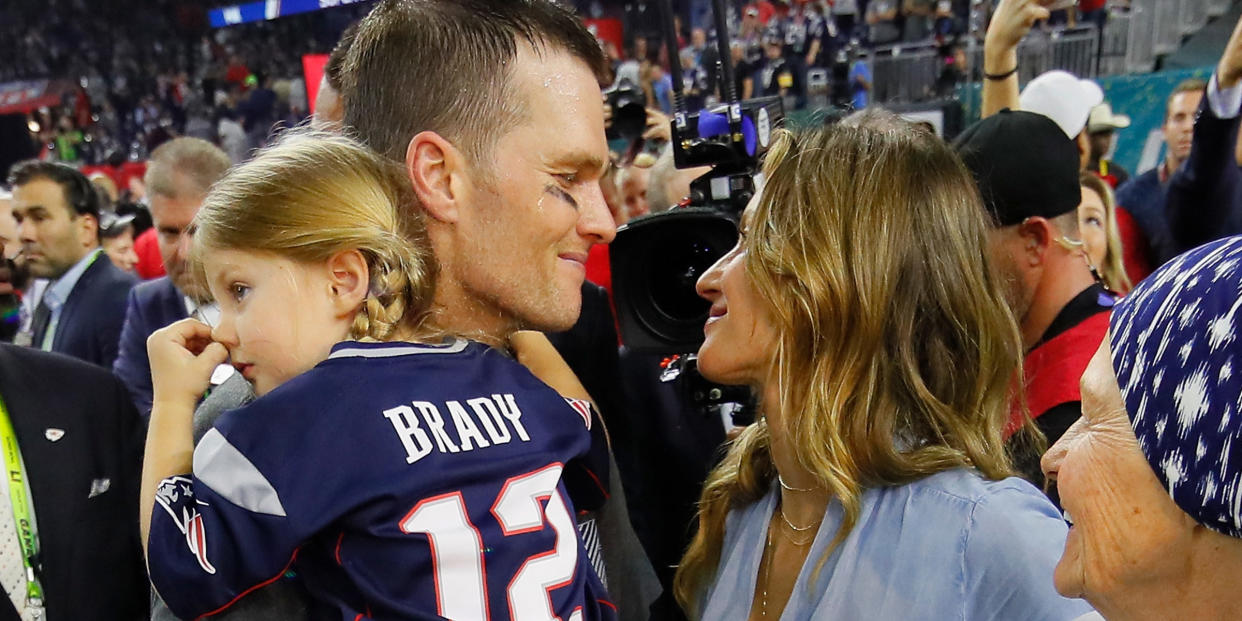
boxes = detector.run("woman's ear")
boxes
[326,249,370,317]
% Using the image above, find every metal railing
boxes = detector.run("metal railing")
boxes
[1153,0,1181,54]
[1180,0,1210,35]
[1126,0,1160,71]
[964,24,1100,79]
[864,0,1227,107]
[1100,10,1132,75]
[870,43,943,104]
[1208,0,1232,17]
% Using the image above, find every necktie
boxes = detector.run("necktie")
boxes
[28,301,49,352]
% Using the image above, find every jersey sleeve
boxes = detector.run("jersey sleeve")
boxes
[961,481,1096,621]
[147,388,359,619]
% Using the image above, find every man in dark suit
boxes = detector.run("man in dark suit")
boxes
[113,138,232,416]
[8,161,136,367]
[0,344,147,620]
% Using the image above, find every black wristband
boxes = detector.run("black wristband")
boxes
[985,66,1018,81]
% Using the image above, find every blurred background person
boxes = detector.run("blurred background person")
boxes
[99,212,137,274]
[113,137,231,417]
[956,110,1112,486]
[1115,79,1206,269]
[1042,236,1242,620]
[311,22,358,129]
[1078,172,1132,295]
[617,163,652,221]
[1085,103,1132,189]
[8,161,135,367]
[0,190,22,342]
[674,112,1089,620]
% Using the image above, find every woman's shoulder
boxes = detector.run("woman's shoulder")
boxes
[867,469,1066,546]
[894,468,1054,509]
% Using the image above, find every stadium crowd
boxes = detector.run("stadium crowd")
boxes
[3,0,1122,172]
[2,0,1242,620]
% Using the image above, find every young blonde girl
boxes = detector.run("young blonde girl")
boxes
[141,129,613,620]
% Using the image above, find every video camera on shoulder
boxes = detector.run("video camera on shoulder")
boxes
[611,0,784,355]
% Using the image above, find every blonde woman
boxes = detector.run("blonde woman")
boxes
[675,112,1093,620]
[1079,172,1132,294]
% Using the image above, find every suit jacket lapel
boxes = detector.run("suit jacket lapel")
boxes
[50,257,105,352]
[0,348,83,612]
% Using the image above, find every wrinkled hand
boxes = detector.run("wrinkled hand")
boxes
[510,331,593,403]
[148,318,229,406]
[1219,12,1242,88]
[985,0,1051,53]
[641,107,672,143]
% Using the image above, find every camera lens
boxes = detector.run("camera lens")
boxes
[649,240,722,322]
[610,208,738,352]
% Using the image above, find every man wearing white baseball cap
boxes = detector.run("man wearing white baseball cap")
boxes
[1019,70,1103,169]
[979,0,1104,168]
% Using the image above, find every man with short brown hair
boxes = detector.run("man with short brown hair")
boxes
[113,137,232,416]
[1115,78,1207,267]
[344,0,616,336]
[8,161,136,367]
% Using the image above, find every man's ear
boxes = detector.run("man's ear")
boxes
[1016,217,1053,267]
[78,213,99,247]
[406,131,468,224]
[326,249,370,318]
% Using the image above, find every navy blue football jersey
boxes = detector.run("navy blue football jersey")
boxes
[149,339,617,620]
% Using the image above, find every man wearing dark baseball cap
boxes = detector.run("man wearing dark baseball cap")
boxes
[954,109,1115,489]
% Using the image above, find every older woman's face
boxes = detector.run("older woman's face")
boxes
[1041,339,1196,611]
[694,197,777,387]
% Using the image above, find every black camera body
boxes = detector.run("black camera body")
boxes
[603,80,647,141]
[611,96,784,353]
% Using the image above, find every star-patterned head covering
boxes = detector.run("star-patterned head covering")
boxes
[1110,236,1242,538]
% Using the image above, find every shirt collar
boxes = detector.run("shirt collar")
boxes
[42,248,101,312]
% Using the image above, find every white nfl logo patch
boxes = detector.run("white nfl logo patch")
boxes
[45,428,65,442]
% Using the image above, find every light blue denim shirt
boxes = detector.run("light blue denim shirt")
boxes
[699,468,1094,620]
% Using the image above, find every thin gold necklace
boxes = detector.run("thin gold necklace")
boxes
[760,526,774,617]
[761,511,817,618]
[778,474,815,493]
[777,510,818,545]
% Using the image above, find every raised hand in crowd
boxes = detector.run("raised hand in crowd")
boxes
[1218,10,1242,89]
[642,107,673,143]
[983,0,1053,116]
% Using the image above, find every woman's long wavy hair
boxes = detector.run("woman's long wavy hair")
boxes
[674,112,1025,615]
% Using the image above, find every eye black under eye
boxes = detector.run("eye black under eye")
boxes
[547,185,579,210]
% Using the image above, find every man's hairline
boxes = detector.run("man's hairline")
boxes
[433,40,603,181]
[12,175,87,219]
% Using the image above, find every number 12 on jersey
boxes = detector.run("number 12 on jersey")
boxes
[400,463,585,621]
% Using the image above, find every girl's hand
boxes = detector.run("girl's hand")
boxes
[148,318,229,407]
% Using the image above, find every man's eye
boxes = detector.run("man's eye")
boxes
[230,284,250,301]
[557,173,578,185]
